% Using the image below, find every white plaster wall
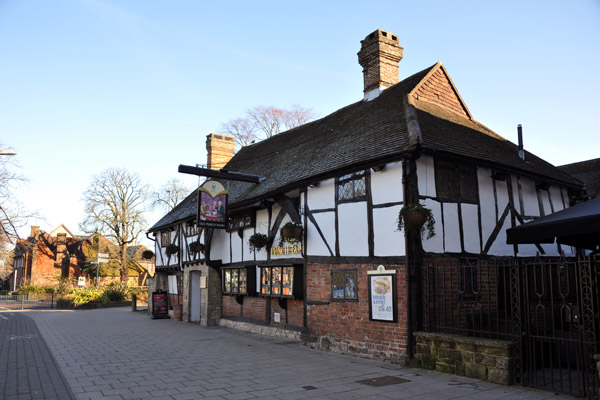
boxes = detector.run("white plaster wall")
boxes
[442,203,462,253]
[338,202,368,256]
[253,209,270,261]
[417,155,436,198]
[549,186,565,212]
[462,203,480,253]
[306,211,335,256]
[487,216,514,256]
[373,205,405,256]
[209,229,230,263]
[231,231,242,263]
[182,232,200,261]
[422,199,444,253]
[539,189,552,216]
[242,227,256,261]
[307,178,335,210]
[561,188,569,208]
[478,169,497,247]
[520,177,539,217]
[371,162,403,205]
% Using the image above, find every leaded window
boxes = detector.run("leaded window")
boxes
[223,268,247,295]
[260,266,294,297]
[160,231,171,248]
[435,160,478,203]
[337,171,367,202]
[331,269,358,300]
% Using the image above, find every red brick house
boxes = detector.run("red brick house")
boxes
[11,225,155,290]
[11,225,85,289]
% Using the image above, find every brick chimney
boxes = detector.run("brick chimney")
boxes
[30,226,40,238]
[55,233,67,265]
[206,133,235,170]
[357,29,403,101]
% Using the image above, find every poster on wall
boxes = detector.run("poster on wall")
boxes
[197,180,228,229]
[367,266,397,323]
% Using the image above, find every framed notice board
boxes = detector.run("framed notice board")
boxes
[367,266,397,323]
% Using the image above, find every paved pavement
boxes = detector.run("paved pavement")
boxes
[2,307,578,399]
[0,312,74,400]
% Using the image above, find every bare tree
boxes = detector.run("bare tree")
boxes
[80,168,149,282]
[0,144,32,244]
[220,117,257,148]
[152,178,191,212]
[221,105,317,149]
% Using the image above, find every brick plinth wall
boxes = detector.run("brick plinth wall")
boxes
[304,262,409,364]
[415,332,512,385]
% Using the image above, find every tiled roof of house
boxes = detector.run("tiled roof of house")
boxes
[559,158,600,198]
[148,63,581,232]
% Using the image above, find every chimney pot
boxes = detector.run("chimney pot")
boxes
[357,29,403,101]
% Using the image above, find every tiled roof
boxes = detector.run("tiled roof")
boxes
[559,158,600,198]
[148,63,581,232]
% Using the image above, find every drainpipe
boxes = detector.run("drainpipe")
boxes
[401,155,413,360]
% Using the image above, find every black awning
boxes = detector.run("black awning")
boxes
[506,198,600,250]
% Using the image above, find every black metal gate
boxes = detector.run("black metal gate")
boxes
[514,257,599,398]
[422,256,599,398]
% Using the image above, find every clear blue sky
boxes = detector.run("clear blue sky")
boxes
[1,0,599,242]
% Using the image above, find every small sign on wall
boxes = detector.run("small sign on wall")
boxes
[367,265,397,323]
[200,276,207,289]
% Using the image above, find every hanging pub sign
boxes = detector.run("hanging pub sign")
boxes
[367,265,397,323]
[197,180,228,229]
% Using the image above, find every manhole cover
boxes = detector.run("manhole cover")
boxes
[303,385,318,390]
[357,376,410,387]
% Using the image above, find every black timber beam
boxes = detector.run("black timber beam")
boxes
[178,165,265,184]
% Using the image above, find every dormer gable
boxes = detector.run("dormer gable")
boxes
[409,62,471,119]
[409,62,505,141]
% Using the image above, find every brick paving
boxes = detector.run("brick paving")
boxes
[2,307,578,399]
[0,312,74,400]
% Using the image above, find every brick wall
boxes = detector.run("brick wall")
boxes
[223,295,242,317]
[304,262,409,364]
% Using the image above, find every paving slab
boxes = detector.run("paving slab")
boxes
[1,308,580,399]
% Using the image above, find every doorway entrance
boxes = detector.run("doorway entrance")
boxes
[190,271,201,322]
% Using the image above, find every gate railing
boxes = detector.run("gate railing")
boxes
[422,256,599,398]
[0,294,56,310]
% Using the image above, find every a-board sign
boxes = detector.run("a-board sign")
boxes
[197,180,228,229]
[151,289,170,319]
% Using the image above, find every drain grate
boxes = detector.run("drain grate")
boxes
[356,375,411,387]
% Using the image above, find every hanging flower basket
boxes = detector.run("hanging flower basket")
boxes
[142,250,154,260]
[188,241,204,254]
[248,233,268,252]
[280,221,303,245]
[397,204,436,239]
[165,244,179,256]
